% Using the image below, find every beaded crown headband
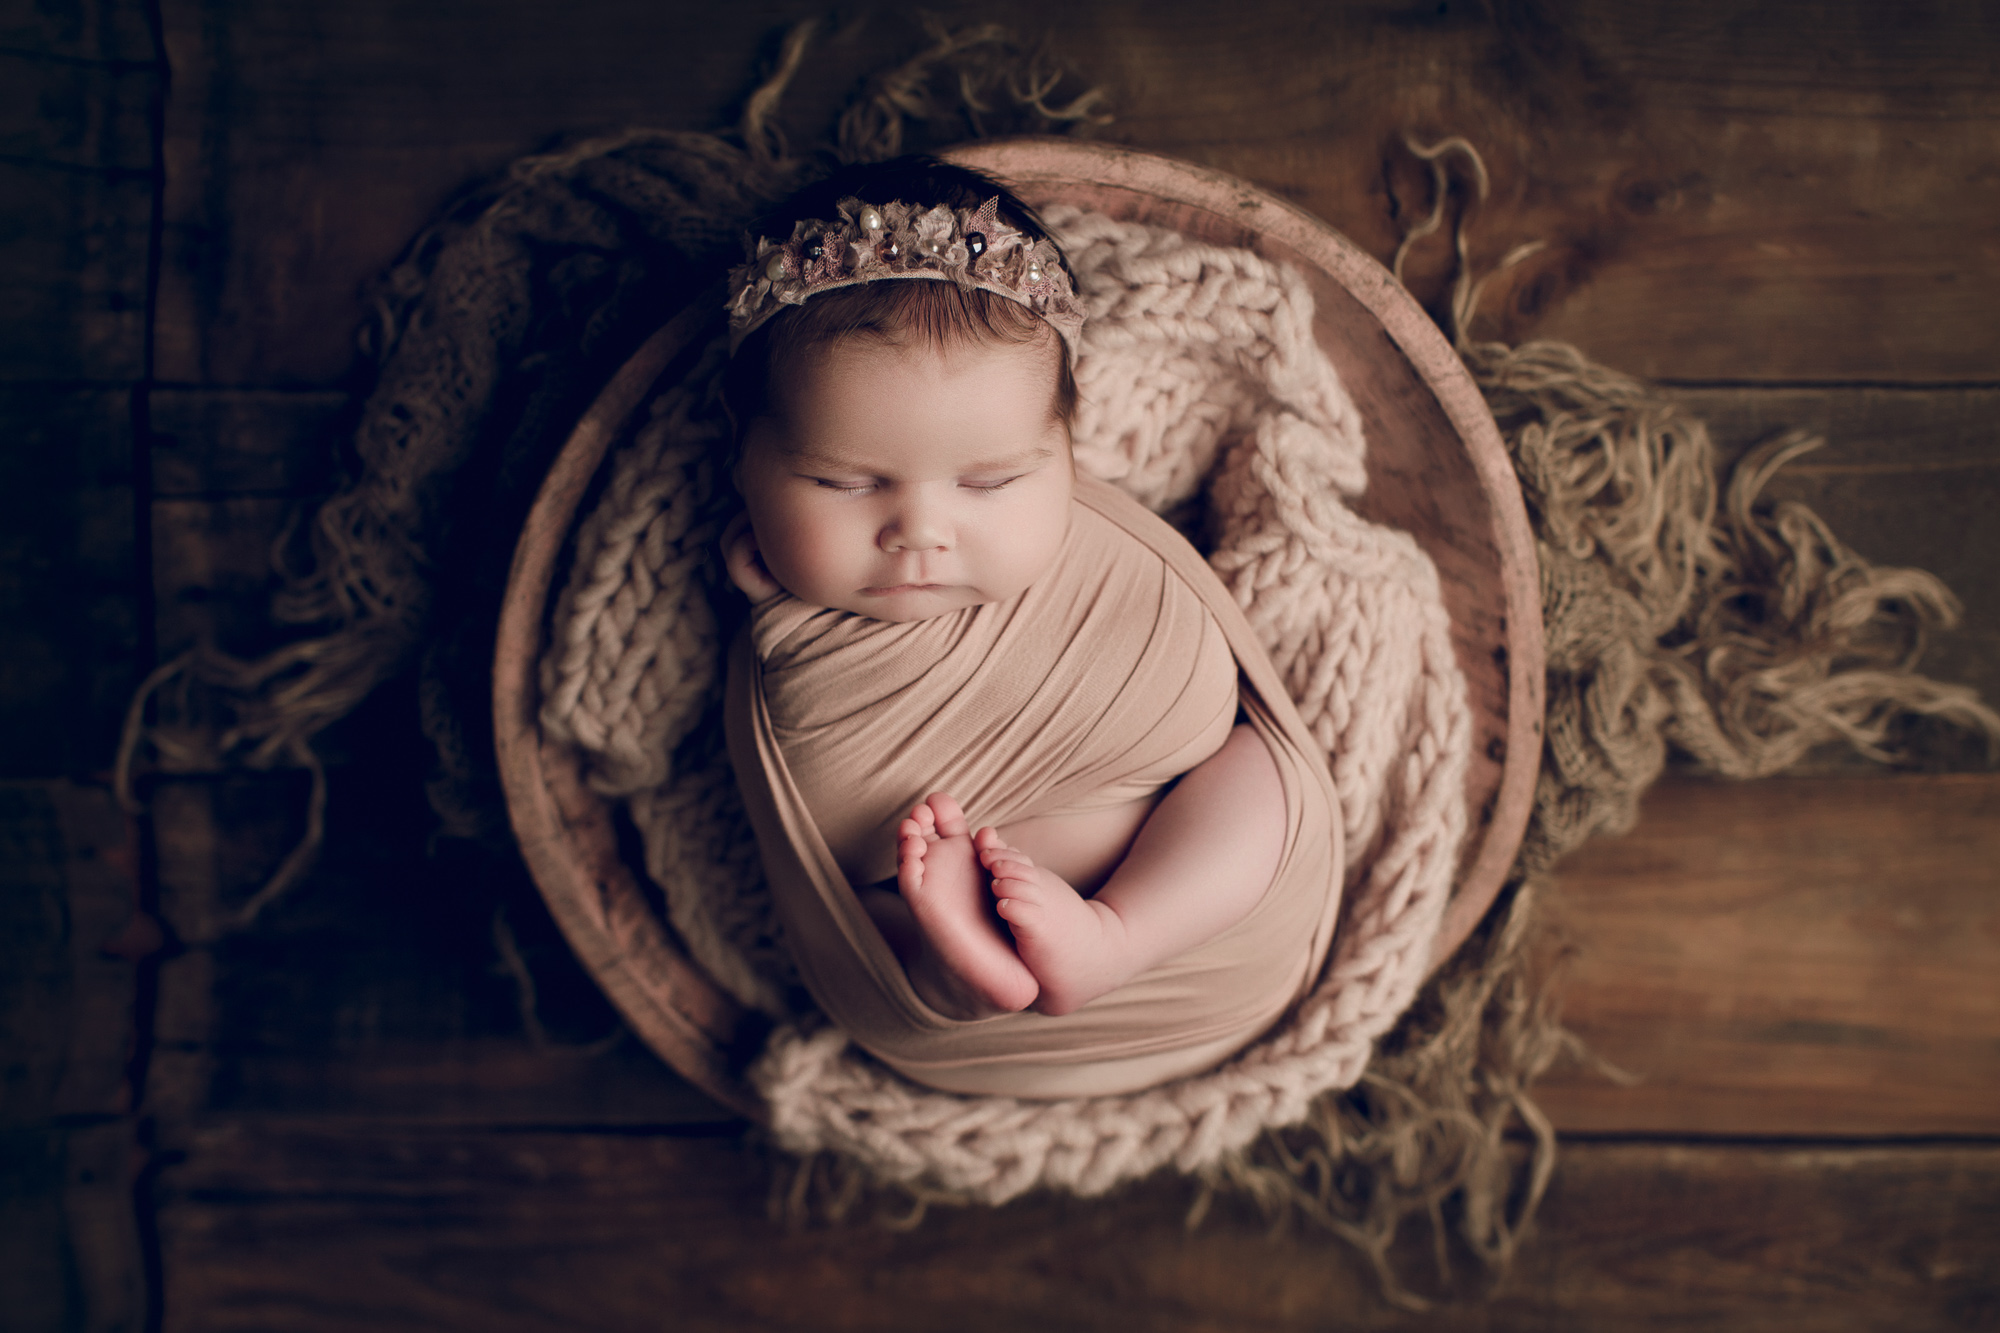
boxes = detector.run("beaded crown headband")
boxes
[724,195,1086,361]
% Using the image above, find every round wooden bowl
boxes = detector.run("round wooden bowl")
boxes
[494,139,1545,1118]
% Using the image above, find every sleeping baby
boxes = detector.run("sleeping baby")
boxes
[720,157,1343,1098]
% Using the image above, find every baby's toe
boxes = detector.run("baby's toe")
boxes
[989,863,1043,903]
[979,849,1035,881]
[993,896,1042,929]
[926,793,971,839]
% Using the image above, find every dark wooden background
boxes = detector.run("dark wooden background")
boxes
[6,1,1998,1328]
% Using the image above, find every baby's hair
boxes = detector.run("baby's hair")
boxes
[722,155,1080,435]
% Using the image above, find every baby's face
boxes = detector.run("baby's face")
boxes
[735,333,1074,622]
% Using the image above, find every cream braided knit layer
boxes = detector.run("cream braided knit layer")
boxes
[539,212,1470,1203]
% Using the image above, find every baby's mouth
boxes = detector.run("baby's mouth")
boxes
[865,561,950,596]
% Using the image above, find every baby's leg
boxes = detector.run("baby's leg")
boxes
[893,793,1040,1019]
[979,724,1286,1016]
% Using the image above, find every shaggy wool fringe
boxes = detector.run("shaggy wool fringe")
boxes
[113,21,2000,1305]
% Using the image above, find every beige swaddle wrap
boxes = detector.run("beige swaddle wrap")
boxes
[726,475,1344,1098]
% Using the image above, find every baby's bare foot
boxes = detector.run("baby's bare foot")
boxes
[895,794,1039,1018]
[976,828,1132,1017]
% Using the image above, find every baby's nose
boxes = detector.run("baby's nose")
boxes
[882,498,948,552]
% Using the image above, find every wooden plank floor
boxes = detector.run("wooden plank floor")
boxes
[155,1126,2000,1332]
[138,774,2000,1331]
[8,0,1999,1328]
[1536,774,2000,1138]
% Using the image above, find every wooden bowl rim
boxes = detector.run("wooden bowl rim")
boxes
[494,138,1545,1119]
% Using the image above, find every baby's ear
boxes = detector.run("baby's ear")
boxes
[720,511,784,601]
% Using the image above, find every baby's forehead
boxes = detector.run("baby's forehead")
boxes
[764,337,1064,445]
[779,328,1068,416]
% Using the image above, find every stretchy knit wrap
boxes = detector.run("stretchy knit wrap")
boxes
[725,474,1345,1098]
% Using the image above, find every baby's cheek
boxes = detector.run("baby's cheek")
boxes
[763,510,854,596]
[1011,497,1072,584]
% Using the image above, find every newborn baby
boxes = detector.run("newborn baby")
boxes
[720,157,1341,1097]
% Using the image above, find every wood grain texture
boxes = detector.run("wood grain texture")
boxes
[0,781,137,1122]
[2,2,154,777]
[0,0,157,62]
[2,4,160,1324]
[0,163,153,381]
[146,772,726,1127]
[154,1123,2000,1332]
[147,388,345,497]
[1482,5,2000,383]
[0,43,156,383]
[1535,772,2000,1136]
[1,1,157,771]
[155,0,2000,388]
[0,781,146,1333]
[0,388,140,777]
[0,1122,147,1333]
[148,495,295,659]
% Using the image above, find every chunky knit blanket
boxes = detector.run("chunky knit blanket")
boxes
[538,211,1470,1202]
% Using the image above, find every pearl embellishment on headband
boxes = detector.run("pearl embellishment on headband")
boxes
[725,194,1085,361]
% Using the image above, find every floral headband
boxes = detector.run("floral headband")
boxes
[724,195,1085,362]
